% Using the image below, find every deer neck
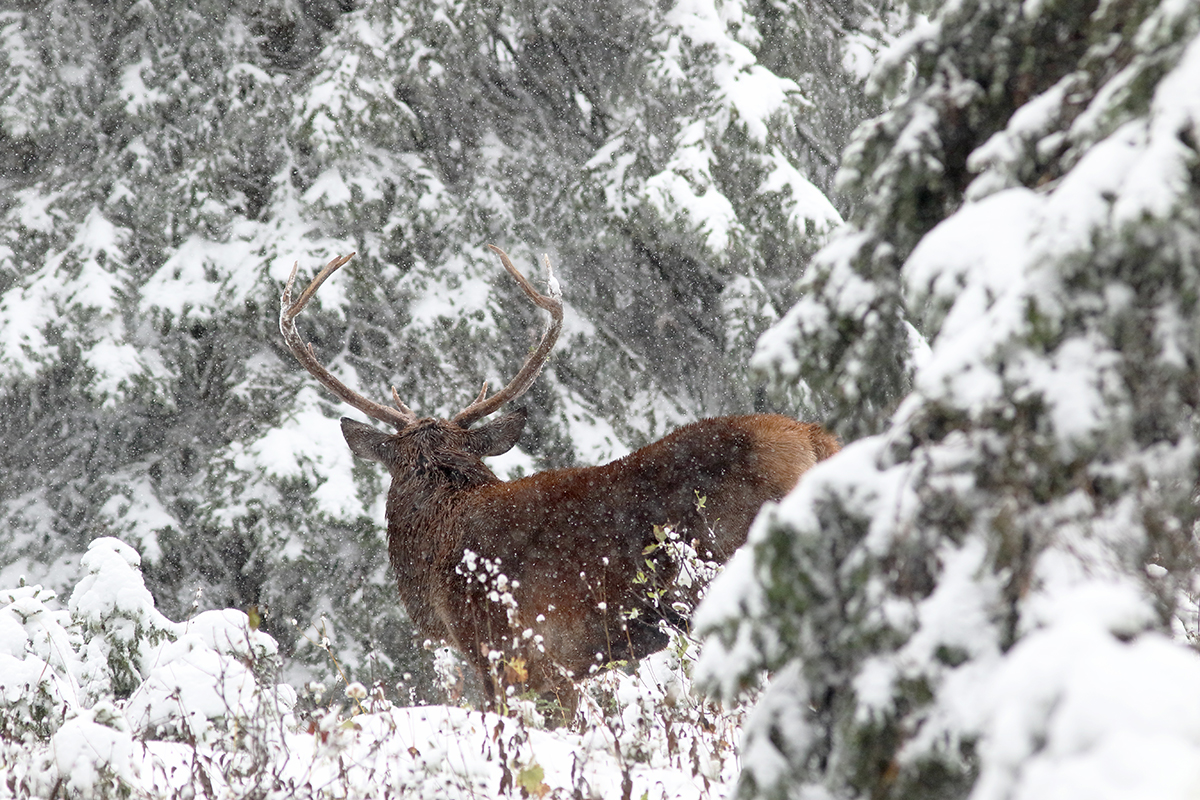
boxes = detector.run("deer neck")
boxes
[382,458,498,641]
[385,458,497,574]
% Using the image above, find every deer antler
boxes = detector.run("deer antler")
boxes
[451,245,564,428]
[280,253,418,430]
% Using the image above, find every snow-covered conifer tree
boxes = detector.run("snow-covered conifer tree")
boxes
[698,1,1200,797]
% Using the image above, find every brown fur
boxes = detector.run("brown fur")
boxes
[343,411,840,712]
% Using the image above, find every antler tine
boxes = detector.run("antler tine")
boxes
[282,253,353,320]
[390,386,417,419]
[470,381,490,406]
[280,253,418,430]
[451,246,564,428]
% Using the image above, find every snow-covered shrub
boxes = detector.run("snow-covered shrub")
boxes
[40,704,143,800]
[125,607,288,743]
[698,1,1200,798]
[0,537,293,799]
[70,538,176,702]
[0,584,81,739]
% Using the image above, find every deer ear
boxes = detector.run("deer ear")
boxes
[341,418,392,463]
[463,409,527,457]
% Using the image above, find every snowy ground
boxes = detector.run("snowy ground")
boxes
[0,537,750,799]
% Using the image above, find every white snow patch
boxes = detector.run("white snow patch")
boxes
[99,475,179,564]
[236,388,365,522]
[141,235,263,319]
[643,121,741,253]
[666,0,803,142]
[484,446,539,481]
[557,392,631,464]
[760,150,843,235]
[119,58,168,115]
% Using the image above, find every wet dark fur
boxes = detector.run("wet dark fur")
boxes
[343,411,839,711]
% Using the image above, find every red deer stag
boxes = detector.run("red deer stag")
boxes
[279,246,839,712]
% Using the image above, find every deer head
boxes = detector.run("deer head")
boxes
[280,244,562,471]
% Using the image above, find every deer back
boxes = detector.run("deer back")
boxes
[429,414,839,687]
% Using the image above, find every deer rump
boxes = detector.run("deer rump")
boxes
[366,413,836,706]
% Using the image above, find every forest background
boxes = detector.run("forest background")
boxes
[2,0,1200,798]
[0,0,871,694]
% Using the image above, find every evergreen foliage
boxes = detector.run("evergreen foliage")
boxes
[698,0,1200,797]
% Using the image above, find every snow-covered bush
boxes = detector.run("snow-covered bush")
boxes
[1,537,292,798]
[0,584,79,740]
[698,1,1200,798]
